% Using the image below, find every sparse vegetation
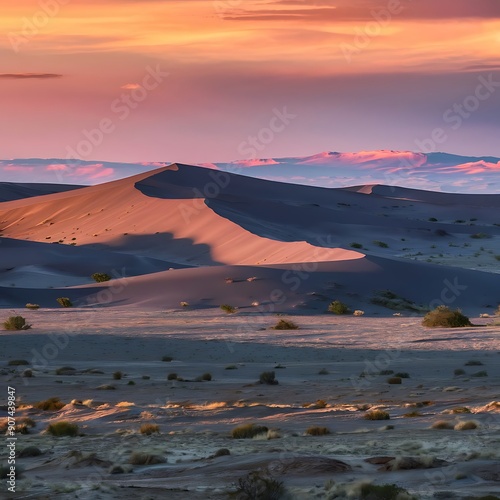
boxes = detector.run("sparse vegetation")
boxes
[422,305,472,328]
[231,423,269,439]
[140,423,160,435]
[235,471,285,500]
[56,297,73,308]
[371,290,425,312]
[364,410,390,420]
[305,426,330,436]
[3,316,31,331]
[272,319,298,330]
[373,240,389,248]
[359,483,415,500]
[25,303,40,310]
[259,371,278,385]
[328,300,349,315]
[7,359,29,366]
[33,397,65,411]
[46,421,79,437]
[91,272,112,282]
[220,304,236,314]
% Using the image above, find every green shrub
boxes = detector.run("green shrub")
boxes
[220,304,236,314]
[259,371,278,385]
[272,319,298,330]
[305,426,330,436]
[394,372,410,378]
[33,397,65,411]
[91,273,111,282]
[46,421,79,437]
[364,410,390,420]
[231,423,269,439]
[3,316,31,330]
[55,366,76,375]
[236,471,285,500]
[225,364,238,370]
[56,297,73,308]
[318,368,329,375]
[465,360,483,366]
[113,371,123,380]
[198,372,212,381]
[167,373,177,380]
[350,242,363,249]
[328,300,349,315]
[471,370,488,377]
[359,483,415,499]
[470,233,491,239]
[161,355,173,362]
[422,305,471,328]
[373,240,389,248]
[25,303,40,310]
[454,368,466,376]
[140,423,160,435]
[428,217,438,222]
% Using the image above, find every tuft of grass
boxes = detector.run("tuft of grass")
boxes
[199,372,212,381]
[305,426,330,436]
[33,397,65,411]
[450,407,471,414]
[373,240,389,248]
[387,377,402,384]
[359,483,415,499]
[272,319,298,330]
[470,232,491,239]
[328,300,349,315]
[225,364,238,370]
[318,368,329,375]
[403,411,423,418]
[167,373,177,380]
[454,420,479,431]
[55,366,76,375]
[220,304,236,314]
[471,370,488,377]
[364,410,390,420]
[56,297,73,308]
[46,421,79,437]
[422,305,471,328]
[454,368,466,376]
[25,303,40,310]
[91,272,111,282]
[231,423,269,439]
[350,242,363,249]
[113,371,123,380]
[140,423,160,435]
[128,452,165,465]
[394,372,410,378]
[259,371,278,385]
[3,316,31,331]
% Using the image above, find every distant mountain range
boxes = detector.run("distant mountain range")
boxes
[1,150,499,193]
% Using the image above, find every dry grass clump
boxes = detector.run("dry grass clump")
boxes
[364,410,390,420]
[33,397,65,411]
[236,471,285,500]
[46,421,79,436]
[454,420,479,431]
[56,297,73,308]
[3,316,31,330]
[25,303,40,310]
[454,368,466,376]
[403,411,423,418]
[162,355,173,362]
[220,304,236,314]
[431,420,454,430]
[259,371,279,385]
[422,305,471,328]
[305,426,330,436]
[465,360,483,366]
[8,359,29,366]
[167,372,177,380]
[113,371,123,380]
[140,423,160,435]
[328,300,349,315]
[231,423,269,439]
[272,319,299,330]
[387,377,402,384]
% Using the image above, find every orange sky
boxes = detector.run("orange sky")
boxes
[1,0,499,163]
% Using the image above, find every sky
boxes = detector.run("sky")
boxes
[1,0,500,165]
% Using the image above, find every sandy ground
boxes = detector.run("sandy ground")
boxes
[1,309,499,499]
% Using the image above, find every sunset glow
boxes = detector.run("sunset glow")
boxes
[1,0,499,163]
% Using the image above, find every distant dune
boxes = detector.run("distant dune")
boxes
[0,162,498,312]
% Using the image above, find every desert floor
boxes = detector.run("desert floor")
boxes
[1,309,500,499]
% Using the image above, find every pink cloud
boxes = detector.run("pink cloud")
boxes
[46,164,70,171]
[3,165,34,171]
[70,163,114,179]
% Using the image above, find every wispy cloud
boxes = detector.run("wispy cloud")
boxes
[0,73,63,79]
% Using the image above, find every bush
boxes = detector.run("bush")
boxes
[350,242,363,249]
[8,359,29,366]
[33,397,65,411]
[161,355,173,362]
[231,423,269,439]
[3,316,31,331]
[422,305,472,328]
[200,372,212,381]
[55,366,76,375]
[56,297,73,308]
[318,368,329,375]
[25,303,40,310]
[259,371,278,385]
[465,360,483,366]
[428,217,438,222]
[167,373,177,380]
[373,240,389,248]
[403,411,423,418]
[472,370,488,377]
[225,364,238,370]
[305,426,330,436]
[328,300,349,315]
[46,421,79,437]
[128,452,165,465]
[470,233,491,239]
[272,319,298,330]
[387,377,402,384]
[432,420,454,430]
[454,368,466,376]
[359,483,414,499]
[91,273,111,282]
[454,420,479,431]
[113,371,123,380]
[236,471,285,500]
[140,423,160,435]
[364,410,390,420]
[395,372,410,378]
[220,304,236,314]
